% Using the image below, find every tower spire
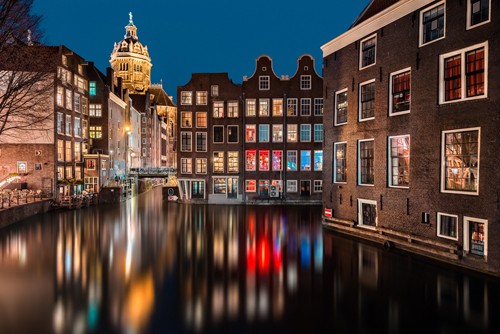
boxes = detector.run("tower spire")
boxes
[129,12,134,25]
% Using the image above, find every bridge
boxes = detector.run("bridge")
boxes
[128,167,177,178]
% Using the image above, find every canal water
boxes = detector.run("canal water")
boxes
[0,187,498,334]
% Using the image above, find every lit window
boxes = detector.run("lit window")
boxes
[388,135,410,188]
[89,126,102,139]
[287,124,298,142]
[65,115,72,135]
[259,180,269,197]
[287,98,297,116]
[57,140,64,161]
[334,142,347,183]
[196,91,207,105]
[211,85,219,97]
[57,86,64,106]
[358,139,374,185]
[228,101,239,117]
[73,93,81,112]
[390,69,411,115]
[314,150,323,171]
[180,158,192,174]
[86,159,96,170]
[420,2,445,46]
[65,140,72,161]
[272,151,282,171]
[196,132,207,152]
[246,99,256,116]
[196,158,207,174]
[437,213,458,240]
[196,112,207,128]
[259,99,269,116]
[440,43,487,104]
[213,101,224,118]
[89,81,96,95]
[245,150,256,171]
[246,124,256,143]
[259,150,270,171]
[272,98,283,116]
[272,124,283,142]
[335,89,348,125]
[181,132,192,152]
[246,180,257,192]
[181,111,192,128]
[228,152,239,173]
[314,98,323,116]
[464,217,487,258]
[300,151,311,171]
[287,180,298,193]
[360,34,376,69]
[359,80,375,121]
[300,124,311,142]
[300,75,311,90]
[259,124,269,143]
[180,91,192,105]
[314,124,323,142]
[259,76,270,90]
[228,125,238,143]
[213,152,224,173]
[74,117,81,137]
[287,151,297,171]
[65,89,72,110]
[213,126,224,143]
[441,128,480,194]
[300,98,311,116]
[89,104,102,117]
[467,0,490,29]
[57,113,63,134]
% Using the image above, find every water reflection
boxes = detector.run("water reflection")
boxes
[0,187,498,333]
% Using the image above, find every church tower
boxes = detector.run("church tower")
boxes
[110,13,152,94]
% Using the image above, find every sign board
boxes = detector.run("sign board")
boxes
[324,208,332,217]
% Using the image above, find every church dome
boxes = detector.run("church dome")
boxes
[110,12,150,60]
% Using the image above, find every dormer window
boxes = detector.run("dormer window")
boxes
[259,76,270,90]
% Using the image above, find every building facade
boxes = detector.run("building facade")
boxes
[322,0,499,275]
[177,55,323,204]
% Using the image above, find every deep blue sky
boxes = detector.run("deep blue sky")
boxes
[33,0,370,99]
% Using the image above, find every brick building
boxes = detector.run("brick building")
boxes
[321,0,499,275]
[177,55,323,204]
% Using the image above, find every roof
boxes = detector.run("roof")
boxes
[149,86,176,107]
[130,93,148,112]
[351,0,401,28]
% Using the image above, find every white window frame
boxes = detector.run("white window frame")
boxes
[334,88,348,126]
[246,99,256,117]
[211,85,219,97]
[388,134,410,189]
[313,124,323,142]
[359,79,375,122]
[333,142,347,184]
[300,124,311,142]
[195,132,207,152]
[196,112,207,128]
[287,98,297,116]
[259,76,270,90]
[437,212,459,241]
[466,0,491,30]
[287,150,298,171]
[180,158,192,174]
[463,216,488,258]
[259,124,270,143]
[181,111,192,128]
[438,42,488,104]
[180,91,192,105]
[359,34,377,70]
[287,180,298,193]
[314,98,323,116]
[196,91,207,105]
[358,139,375,186]
[419,1,446,47]
[180,131,192,152]
[389,68,411,116]
[440,127,480,196]
[300,98,311,116]
[227,125,239,144]
[357,199,377,230]
[196,158,208,174]
[313,180,323,193]
[245,179,257,193]
[300,75,312,90]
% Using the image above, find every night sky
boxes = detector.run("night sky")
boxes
[32,0,370,100]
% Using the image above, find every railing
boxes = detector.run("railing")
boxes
[129,167,177,176]
[0,189,51,209]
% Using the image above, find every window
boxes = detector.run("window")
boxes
[272,151,282,171]
[314,124,323,142]
[300,151,311,171]
[420,2,445,46]
[441,128,480,195]
[246,124,256,142]
[86,159,96,170]
[196,112,207,128]
[213,101,224,118]
[467,0,490,29]
[196,158,207,174]
[358,199,377,228]
[82,120,87,138]
[440,43,487,103]
[74,142,81,161]
[245,150,256,171]
[81,97,88,115]
[181,158,192,174]
[226,125,238,143]
[259,99,269,116]
[300,124,311,142]
[65,140,72,161]
[463,217,487,258]
[287,180,298,193]
[314,98,323,116]
[211,85,219,97]
[246,99,256,116]
[272,124,283,142]
[57,113,63,133]
[259,76,270,90]
[287,151,297,171]
[287,98,297,116]
[181,91,192,105]
[314,150,323,171]
[437,213,458,240]
[388,135,410,188]
[196,132,207,152]
[89,104,102,117]
[313,180,323,192]
[360,34,376,69]
[214,178,227,195]
[57,140,64,161]
[74,117,81,137]
[213,126,224,143]
[181,132,192,152]
[287,124,298,142]
[65,115,72,135]
[259,180,269,197]
[228,152,239,173]
[57,86,64,106]
[246,180,257,192]
[74,93,81,113]
[272,98,283,116]
[390,68,411,115]
[89,126,102,139]
[334,142,347,183]
[335,89,348,125]
[89,81,96,95]
[359,80,375,121]
[196,91,207,105]
[259,124,269,142]
[213,152,224,173]
[181,111,192,128]
[300,75,311,90]
[228,101,238,117]
[259,150,270,171]
[358,139,374,185]
[300,98,311,116]
[65,89,72,110]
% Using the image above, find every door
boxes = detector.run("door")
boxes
[227,178,238,199]
[300,180,310,196]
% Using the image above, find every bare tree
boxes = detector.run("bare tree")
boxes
[0,0,52,142]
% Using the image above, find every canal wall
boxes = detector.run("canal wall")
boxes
[0,200,52,229]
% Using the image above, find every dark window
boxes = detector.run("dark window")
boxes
[361,36,376,68]
[444,55,462,101]
[359,140,374,185]
[334,143,347,183]
[391,71,411,113]
[360,82,375,120]
[213,126,224,143]
[422,4,445,44]
[227,126,238,143]
[470,0,489,26]
[466,48,485,97]
[336,91,348,124]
